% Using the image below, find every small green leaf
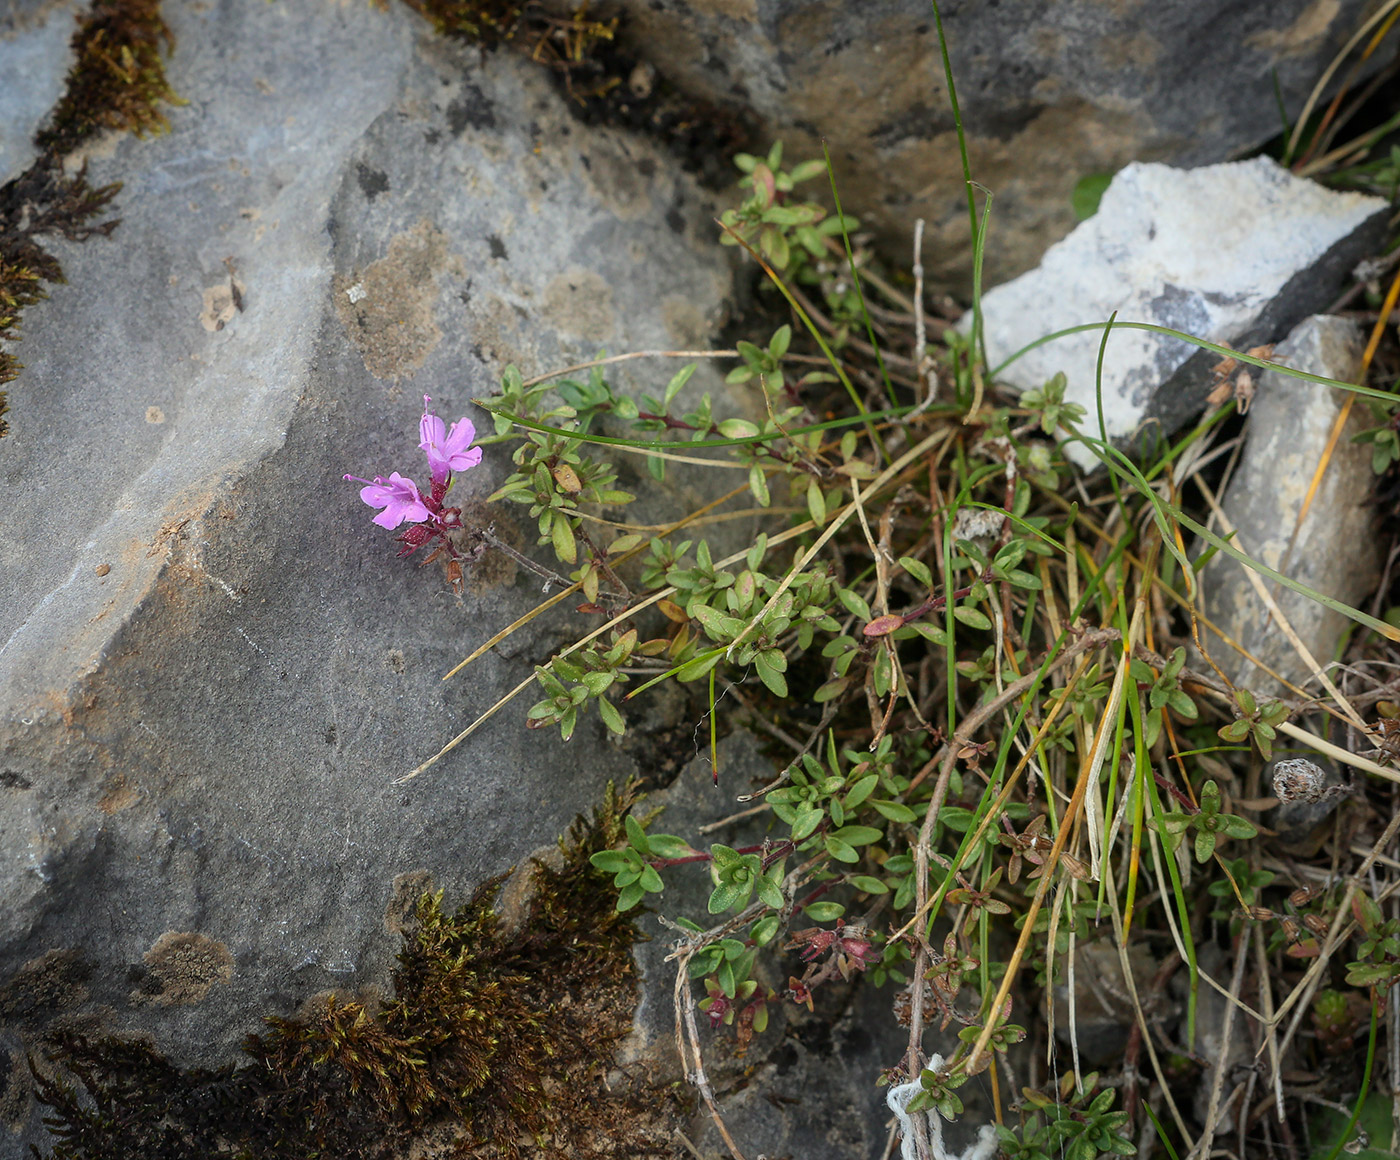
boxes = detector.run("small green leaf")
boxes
[837,588,872,620]
[708,881,747,913]
[1071,172,1113,220]
[589,850,630,874]
[757,875,785,910]
[755,652,789,697]
[748,916,779,947]
[624,814,651,854]
[870,799,918,823]
[832,824,883,846]
[804,901,846,922]
[1221,815,1257,841]
[825,836,859,863]
[551,516,577,564]
[953,606,991,631]
[845,774,879,809]
[664,363,697,407]
[645,834,694,858]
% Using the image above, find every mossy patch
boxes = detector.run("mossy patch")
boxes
[28,781,683,1159]
[35,0,178,157]
[0,0,178,435]
[397,0,752,188]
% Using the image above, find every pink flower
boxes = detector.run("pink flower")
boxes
[343,471,432,529]
[419,395,482,485]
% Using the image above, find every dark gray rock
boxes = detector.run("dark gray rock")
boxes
[1199,314,1378,694]
[0,0,744,1151]
[971,162,1384,469]
[609,0,1390,289]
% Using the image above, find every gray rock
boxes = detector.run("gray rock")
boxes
[0,0,744,1151]
[608,0,1388,289]
[0,0,80,183]
[1199,315,1378,695]
[971,160,1384,468]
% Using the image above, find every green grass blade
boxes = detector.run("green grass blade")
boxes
[992,319,1400,407]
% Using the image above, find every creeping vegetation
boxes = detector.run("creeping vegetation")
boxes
[31,782,679,1159]
[0,0,178,435]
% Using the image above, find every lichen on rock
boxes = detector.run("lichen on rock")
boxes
[129,932,234,1008]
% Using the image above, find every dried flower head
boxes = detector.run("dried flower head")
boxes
[1271,758,1339,805]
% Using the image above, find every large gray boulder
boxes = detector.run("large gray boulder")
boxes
[0,0,740,1150]
[608,0,1390,289]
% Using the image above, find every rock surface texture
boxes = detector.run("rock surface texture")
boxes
[1200,315,1378,695]
[0,0,740,1151]
[972,159,1385,468]
[610,0,1389,289]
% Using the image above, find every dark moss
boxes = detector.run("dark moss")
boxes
[399,0,530,46]
[0,0,178,435]
[400,0,753,188]
[35,0,178,156]
[30,781,682,1160]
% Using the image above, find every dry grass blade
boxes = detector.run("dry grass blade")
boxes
[1195,473,1372,735]
[1190,934,1250,1160]
[1285,0,1400,163]
[518,348,738,389]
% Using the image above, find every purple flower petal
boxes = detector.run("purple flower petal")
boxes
[419,396,481,483]
[347,471,431,529]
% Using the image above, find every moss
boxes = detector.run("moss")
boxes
[0,949,94,1027]
[0,0,178,435]
[30,781,682,1159]
[35,0,179,156]
[399,0,752,188]
[399,0,529,48]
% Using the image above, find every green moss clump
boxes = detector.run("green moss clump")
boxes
[31,781,679,1159]
[0,0,178,434]
[35,0,179,156]
[0,163,121,427]
[399,0,529,47]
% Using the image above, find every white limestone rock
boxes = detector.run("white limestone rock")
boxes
[970,158,1385,467]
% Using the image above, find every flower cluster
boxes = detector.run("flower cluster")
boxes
[345,397,483,588]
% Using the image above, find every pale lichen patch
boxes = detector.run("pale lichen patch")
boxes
[542,267,614,340]
[334,220,461,379]
[129,931,232,1006]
